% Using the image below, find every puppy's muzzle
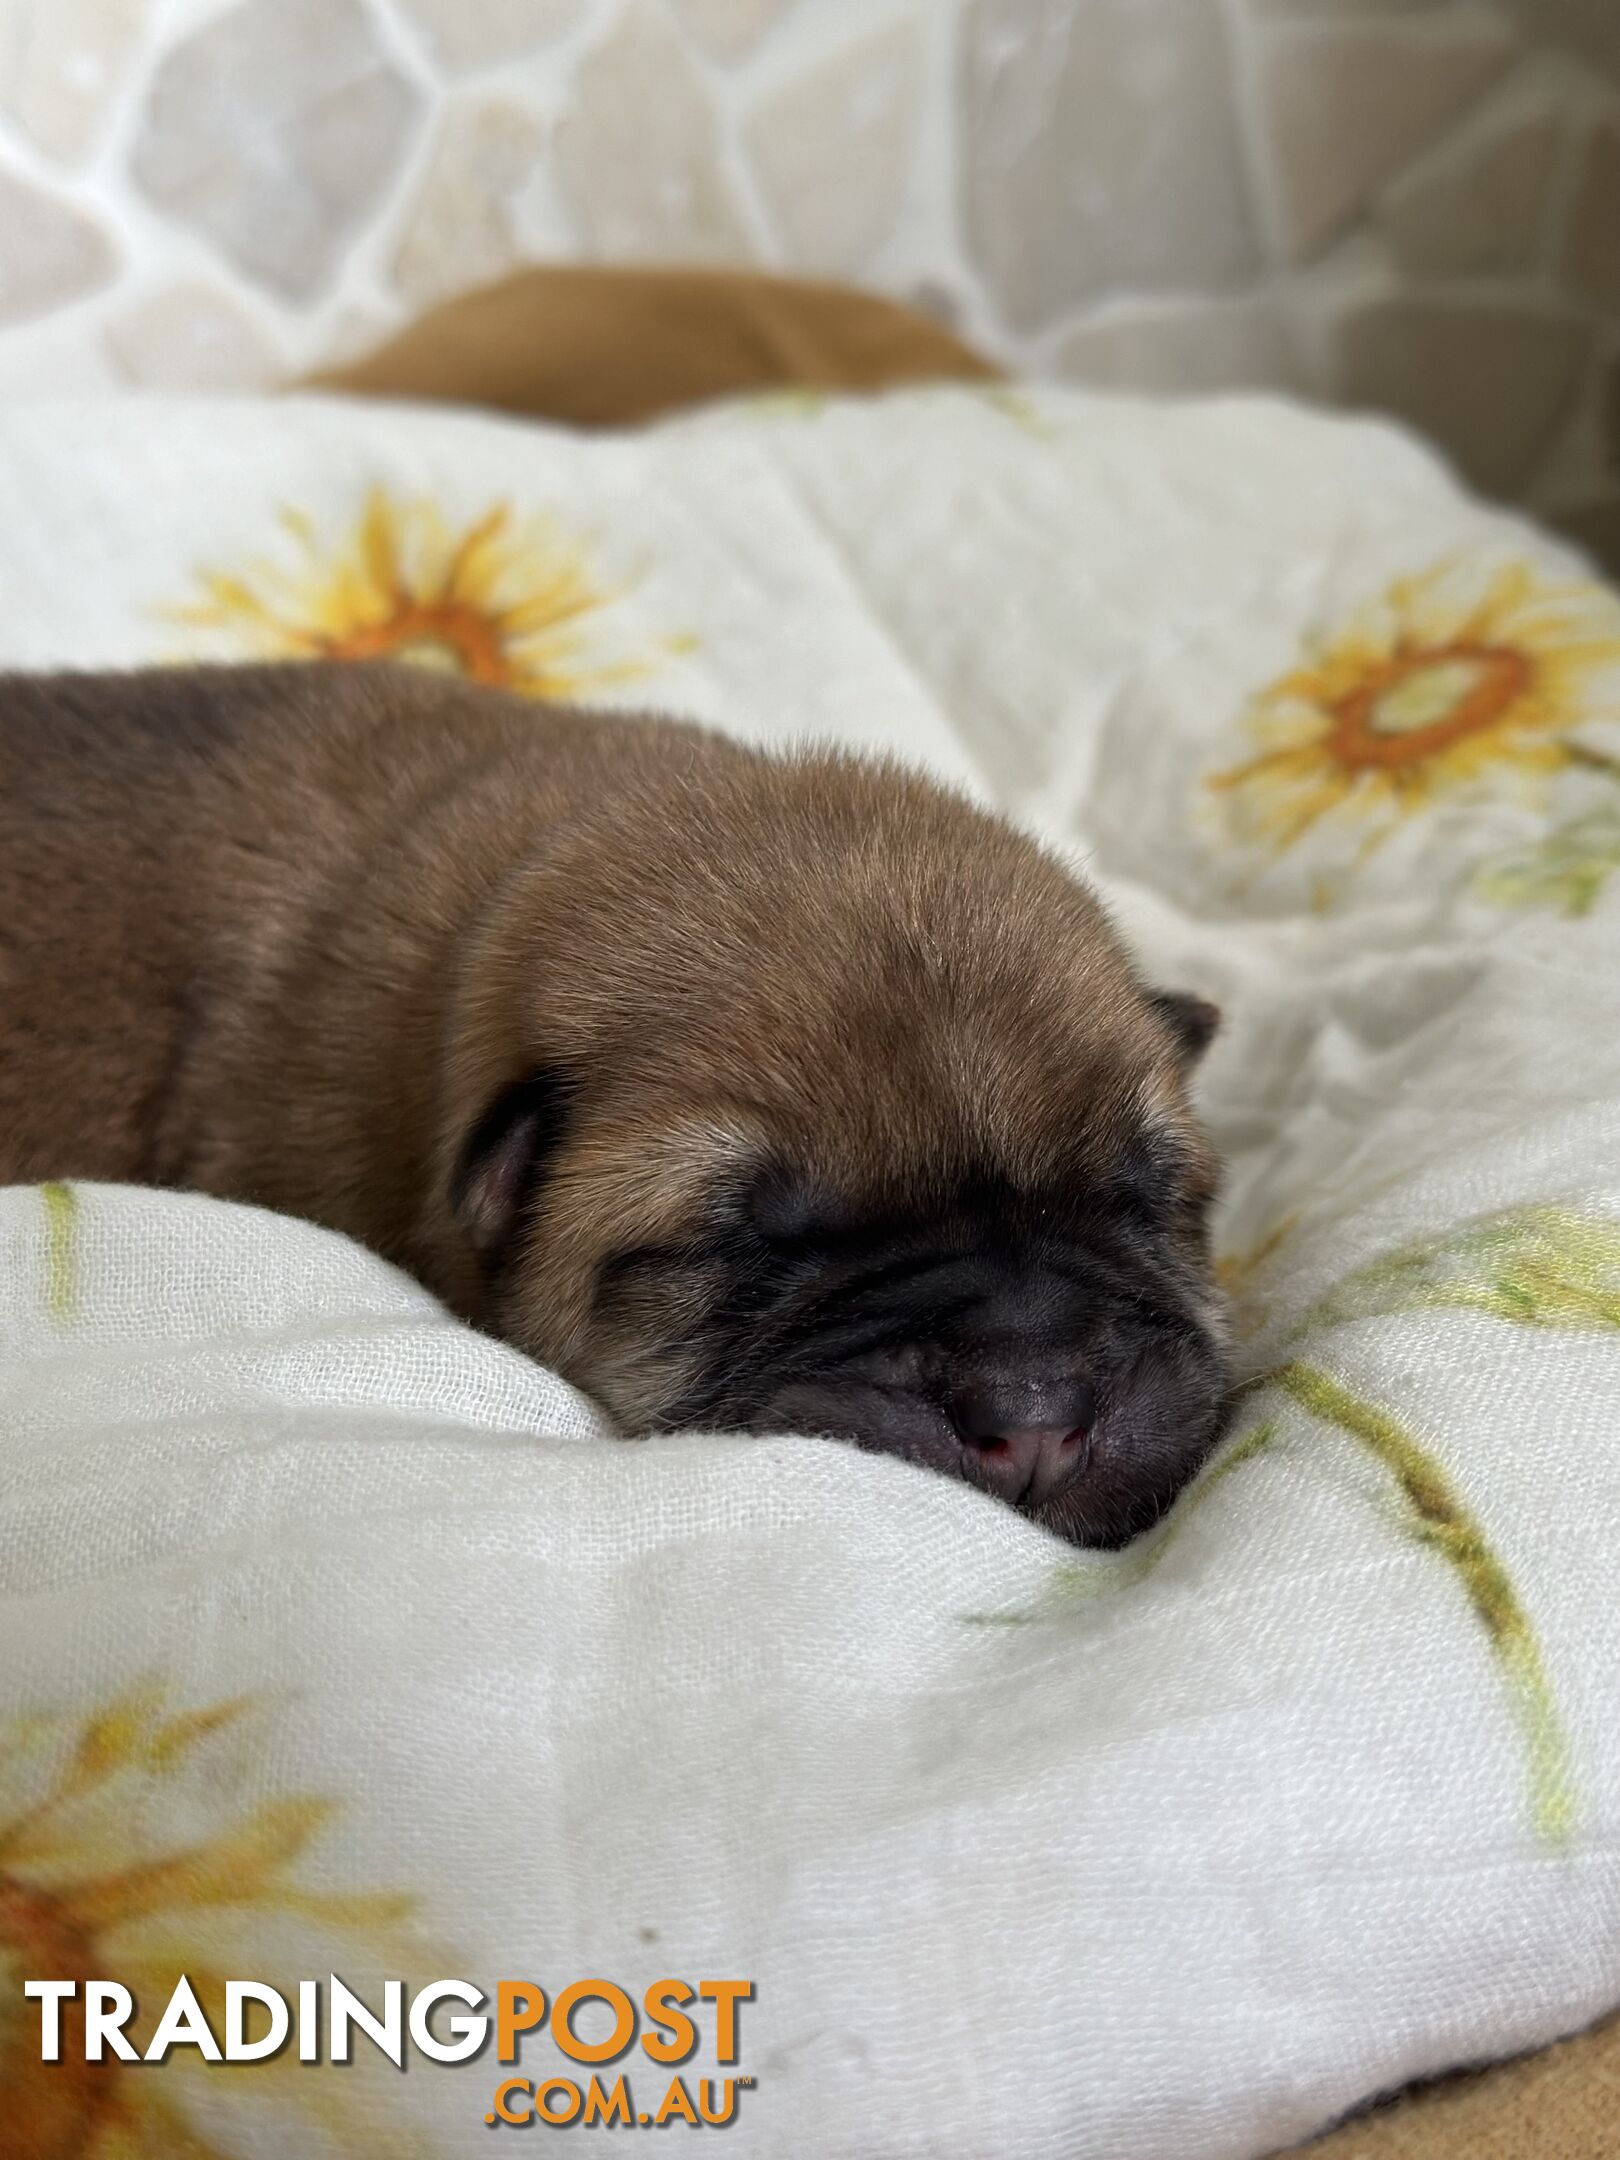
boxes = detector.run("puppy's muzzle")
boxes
[947,1379,1097,1508]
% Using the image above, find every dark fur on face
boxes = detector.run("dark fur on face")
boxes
[0,664,1230,1546]
[442,751,1231,1546]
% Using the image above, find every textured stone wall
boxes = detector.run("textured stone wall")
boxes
[0,0,1616,567]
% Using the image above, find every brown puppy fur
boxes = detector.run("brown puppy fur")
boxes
[0,663,1229,1543]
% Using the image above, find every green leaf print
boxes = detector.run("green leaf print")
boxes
[1475,799,1620,920]
[1293,1204,1620,1338]
[40,1179,78,1323]
[968,1199,1615,1839]
[1273,1360,1573,1841]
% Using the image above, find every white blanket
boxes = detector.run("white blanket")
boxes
[3,386,1620,2158]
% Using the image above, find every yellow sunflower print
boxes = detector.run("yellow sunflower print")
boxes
[0,1684,429,2160]
[174,488,691,700]
[1208,558,1620,865]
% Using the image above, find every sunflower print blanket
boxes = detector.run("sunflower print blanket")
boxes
[1,387,1618,2160]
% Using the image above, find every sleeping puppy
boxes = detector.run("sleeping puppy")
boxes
[0,663,1230,1545]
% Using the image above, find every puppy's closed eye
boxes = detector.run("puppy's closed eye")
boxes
[748,1161,852,1248]
[1109,1145,1178,1226]
[596,1237,718,1292]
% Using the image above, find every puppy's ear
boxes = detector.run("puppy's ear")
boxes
[451,1070,572,1263]
[1150,991,1221,1066]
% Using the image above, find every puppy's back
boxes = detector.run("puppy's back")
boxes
[0,668,263,1182]
[0,662,755,1199]
[0,663,620,1187]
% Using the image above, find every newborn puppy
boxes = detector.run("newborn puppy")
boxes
[0,663,1230,1545]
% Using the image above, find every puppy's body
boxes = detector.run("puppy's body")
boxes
[0,664,1229,1543]
[0,666,691,1316]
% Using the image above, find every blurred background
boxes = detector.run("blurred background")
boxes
[0,0,1616,569]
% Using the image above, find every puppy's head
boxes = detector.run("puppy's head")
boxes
[441,747,1230,1547]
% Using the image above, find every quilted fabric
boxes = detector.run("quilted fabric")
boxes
[2,387,1619,2158]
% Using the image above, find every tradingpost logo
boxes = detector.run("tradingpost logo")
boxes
[26,1972,757,2131]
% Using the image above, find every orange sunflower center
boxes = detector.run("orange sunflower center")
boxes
[320,599,512,686]
[0,1874,120,2160]
[1326,642,1532,772]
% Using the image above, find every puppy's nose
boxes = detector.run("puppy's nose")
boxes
[949,1382,1096,1508]
[964,1424,1090,1507]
